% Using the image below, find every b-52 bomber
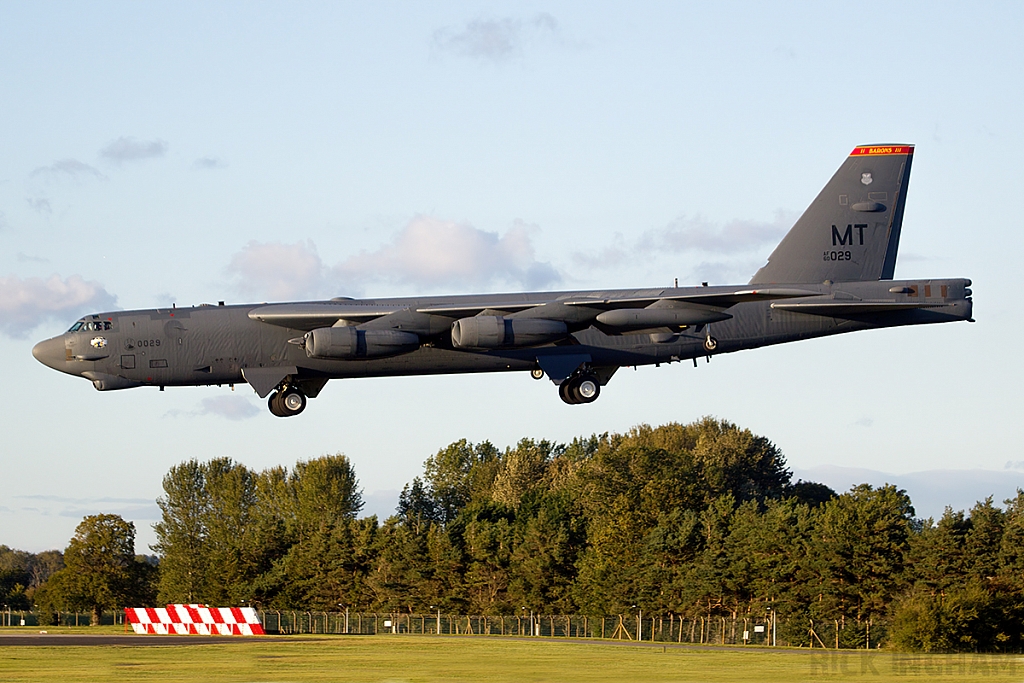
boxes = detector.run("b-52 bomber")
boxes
[33,145,973,417]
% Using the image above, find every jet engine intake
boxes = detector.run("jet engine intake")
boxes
[451,316,567,349]
[595,307,731,329]
[305,327,420,359]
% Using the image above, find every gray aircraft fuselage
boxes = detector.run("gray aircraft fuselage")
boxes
[31,144,974,416]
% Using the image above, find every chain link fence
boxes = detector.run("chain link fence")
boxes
[5,608,880,649]
[257,611,781,645]
[1,610,129,627]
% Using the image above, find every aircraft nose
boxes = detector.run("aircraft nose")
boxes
[32,337,67,370]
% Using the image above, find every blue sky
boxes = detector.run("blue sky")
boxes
[2,2,1022,552]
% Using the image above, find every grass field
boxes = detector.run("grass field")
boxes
[1,630,1021,683]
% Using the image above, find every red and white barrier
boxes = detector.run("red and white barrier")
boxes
[125,604,265,635]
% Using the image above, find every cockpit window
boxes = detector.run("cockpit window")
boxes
[69,320,113,332]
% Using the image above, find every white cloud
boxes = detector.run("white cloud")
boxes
[226,217,560,301]
[227,239,326,301]
[16,253,48,264]
[571,234,631,269]
[15,494,160,522]
[335,216,560,291]
[192,156,226,170]
[433,14,560,63]
[572,212,795,284]
[198,396,259,420]
[638,213,791,254]
[19,493,153,504]
[27,197,51,214]
[164,395,260,421]
[99,136,168,163]
[31,159,106,181]
[685,259,771,286]
[153,292,178,307]
[0,274,117,338]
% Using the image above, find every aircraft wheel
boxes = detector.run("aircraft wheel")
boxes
[277,387,307,417]
[573,375,600,403]
[558,379,579,405]
[703,336,719,352]
[268,391,285,417]
[531,368,545,380]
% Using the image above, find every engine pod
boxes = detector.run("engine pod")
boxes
[595,307,731,329]
[305,327,420,359]
[451,316,568,349]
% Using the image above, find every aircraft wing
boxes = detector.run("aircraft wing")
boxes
[556,288,820,309]
[249,288,820,331]
[246,302,465,330]
[414,288,819,315]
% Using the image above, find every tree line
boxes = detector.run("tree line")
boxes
[12,417,1024,651]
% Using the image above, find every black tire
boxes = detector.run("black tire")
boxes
[558,379,579,405]
[531,368,545,380]
[268,391,284,417]
[703,336,719,352]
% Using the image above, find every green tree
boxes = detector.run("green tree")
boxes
[460,503,515,613]
[906,507,973,594]
[508,491,586,613]
[397,477,440,528]
[423,440,500,523]
[812,484,915,633]
[153,459,210,603]
[0,567,31,610]
[154,458,287,605]
[0,545,35,610]
[287,455,364,531]
[491,439,555,509]
[202,458,275,605]
[43,514,154,625]
[888,581,1007,652]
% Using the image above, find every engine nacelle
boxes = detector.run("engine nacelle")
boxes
[304,327,420,359]
[451,316,568,349]
[595,307,731,328]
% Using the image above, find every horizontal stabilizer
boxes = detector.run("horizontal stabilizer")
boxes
[771,300,942,316]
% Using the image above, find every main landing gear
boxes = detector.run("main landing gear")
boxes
[558,371,600,405]
[268,386,306,417]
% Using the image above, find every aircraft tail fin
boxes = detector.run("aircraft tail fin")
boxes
[749,145,914,285]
